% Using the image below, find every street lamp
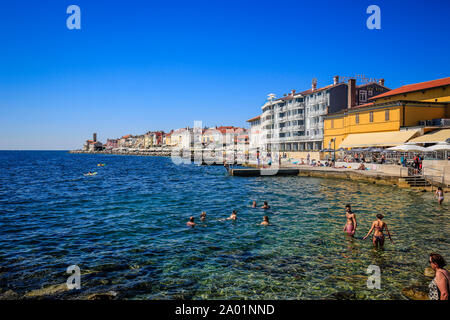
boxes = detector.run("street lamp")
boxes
[331,138,336,164]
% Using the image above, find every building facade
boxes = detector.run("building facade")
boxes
[323,76,450,149]
[257,76,387,159]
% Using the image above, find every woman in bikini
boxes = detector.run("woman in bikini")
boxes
[435,187,444,205]
[343,204,357,237]
[428,253,449,300]
[363,213,393,248]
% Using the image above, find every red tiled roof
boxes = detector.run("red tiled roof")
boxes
[369,77,450,100]
[246,115,261,122]
[122,134,131,139]
[353,102,374,109]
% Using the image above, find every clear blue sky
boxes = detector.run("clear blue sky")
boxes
[0,0,449,149]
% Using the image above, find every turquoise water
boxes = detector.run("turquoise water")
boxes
[0,151,448,299]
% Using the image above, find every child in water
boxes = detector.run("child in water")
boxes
[261,216,270,226]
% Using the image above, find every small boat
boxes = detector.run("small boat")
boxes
[84,172,98,176]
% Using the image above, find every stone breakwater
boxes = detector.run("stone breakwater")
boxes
[69,149,172,157]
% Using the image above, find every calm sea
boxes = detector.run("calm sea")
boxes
[0,151,448,299]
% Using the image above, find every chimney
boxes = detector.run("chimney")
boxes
[378,78,385,86]
[291,89,296,96]
[93,133,97,142]
[312,78,317,91]
[347,79,356,109]
[333,75,339,85]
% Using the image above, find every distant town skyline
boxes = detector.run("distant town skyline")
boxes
[1,0,450,149]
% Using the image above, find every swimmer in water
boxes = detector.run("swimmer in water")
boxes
[343,204,357,237]
[261,216,270,226]
[261,201,270,209]
[435,187,444,205]
[252,201,257,208]
[363,213,393,248]
[200,211,206,221]
[226,210,237,220]
[187,216,196,227]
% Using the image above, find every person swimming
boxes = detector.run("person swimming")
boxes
[261,201,270,209]
[363,213,393,248]
[226,210,237,220]
[261,216,270,226]
[252,201,257,208]
[187,216,196,227]
[343,204,357,237]
[200,211,206,221]
[435,187,444,205]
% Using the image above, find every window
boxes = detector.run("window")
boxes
[331,119,334,128]
[359,90,367,102]
[355,114,359,124]
[385,110,390,121]
[369,111,374,122]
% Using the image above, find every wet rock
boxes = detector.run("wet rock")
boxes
[0,290,20,300]
[24,283,68,298]
[327,290,357,300]
[424,267,435,277]
[86,291,117,300]
[402,285,429,300]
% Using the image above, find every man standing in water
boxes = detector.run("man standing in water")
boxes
[343,204,357,237]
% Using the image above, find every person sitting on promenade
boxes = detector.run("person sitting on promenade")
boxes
[226,210,237,220]
[357,163,366,170]
[343,205,357,237]
[261,201,270,209]
[252,201,257,208]
[435,187,444,205]
[428,253,450,300]
[200,211,206,221]
[261,216,270,226]
[362,214,393,248]
[187,216,196,227]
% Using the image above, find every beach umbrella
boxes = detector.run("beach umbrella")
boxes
[387,144,428,152]
[426,142,450,151]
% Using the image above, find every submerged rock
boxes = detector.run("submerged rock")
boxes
[0,290,19,300]
[24,283,68,298]
[86,291,117,300]
[402,285,429,300]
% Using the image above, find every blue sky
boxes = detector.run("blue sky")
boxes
[0,0,449,149]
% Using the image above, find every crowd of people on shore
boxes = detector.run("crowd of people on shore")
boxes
[186,201,449,300]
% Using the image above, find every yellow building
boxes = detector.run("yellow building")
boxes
[324,77,450,149]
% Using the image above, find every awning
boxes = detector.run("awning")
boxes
[408,128,450,144]
[339,130,420,148]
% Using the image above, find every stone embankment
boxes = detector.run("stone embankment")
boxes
[69,149,172,157]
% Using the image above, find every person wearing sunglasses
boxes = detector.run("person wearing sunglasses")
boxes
[428,253,449,300]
